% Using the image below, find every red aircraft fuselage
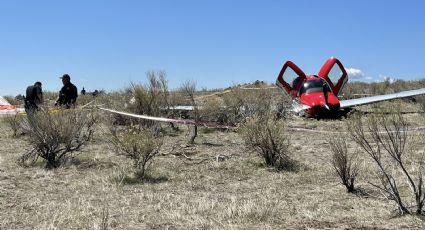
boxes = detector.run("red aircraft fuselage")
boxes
[298,76,341,116]
[276,57,348,117]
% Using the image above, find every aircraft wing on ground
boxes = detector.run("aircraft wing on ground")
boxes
[339,88,425,109]
[169,105,195,110]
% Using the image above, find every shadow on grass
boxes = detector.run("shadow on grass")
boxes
[23,159,46,168]
[112,173,169,185]
[388,210,425,219]
[68,157,118,170]
[163,126,184,137]
[201,127,234,134]
[200,128,217,134]
[17,151,119,170]
[201,142,224,147]
[243,158,308,173]
[272,159,307,173]
[351,186,374,198]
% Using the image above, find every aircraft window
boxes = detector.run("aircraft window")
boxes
[328,64,343,86]
[283,67,300,88]
[292,77,302,88]
[299,79,331,94]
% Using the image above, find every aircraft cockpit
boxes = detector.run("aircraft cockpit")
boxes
[299,78,331,94]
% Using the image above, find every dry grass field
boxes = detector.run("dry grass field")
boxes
[2,100,425,229]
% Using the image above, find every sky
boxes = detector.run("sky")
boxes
[1,0,424,96]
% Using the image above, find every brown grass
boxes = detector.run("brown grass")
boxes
[1,100,425,229]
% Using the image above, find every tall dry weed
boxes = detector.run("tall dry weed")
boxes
[347,109,425,214]
[180,80,199,144]
[329,136,359,193]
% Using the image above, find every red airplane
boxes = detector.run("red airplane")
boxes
[97,57,425,123]
[276,57,425,117]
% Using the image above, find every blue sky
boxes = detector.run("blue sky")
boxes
[1,0,424,95]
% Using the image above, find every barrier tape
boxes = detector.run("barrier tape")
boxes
[10,103,424,133]
[80,100,96,109]
[287,125,425,134]
[99,107,237,129]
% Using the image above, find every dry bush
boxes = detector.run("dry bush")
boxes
[76,94,97,107]
[223,87,275,120]
[415,95,425,113]
[180,80,199,144]
[97,72,170,128]
[99,91,130,111]
[347,110,425,215]
[198,88,248,126]
[198,97,239,127]
[39,91,60,107]
[343,79,425,100]
[239,115,294,171]
[3,113,24,137]
[198,86,282,126]
[93,90,137,126]
[198,97,223,121]
[19,108,96,169]
[329,136,359,193]
[110,126,163,180]
[129,71,169,116]
[2,95,22,106]
[221,88,246,123]
[343,82,370,99]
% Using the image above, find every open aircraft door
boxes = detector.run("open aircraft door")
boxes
[276,61,306,98]
[318,57,348,96]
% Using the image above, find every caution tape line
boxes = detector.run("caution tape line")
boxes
[13,105,424,134]
[100,107,425,133]
[99,108,237,129]
[287,126,425,134]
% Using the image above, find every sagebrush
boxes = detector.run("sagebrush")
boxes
[239,116,293,171]
[110,126,163,180]
[19,108,96,168]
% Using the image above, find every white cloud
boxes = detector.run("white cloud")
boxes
[345,67,371,81]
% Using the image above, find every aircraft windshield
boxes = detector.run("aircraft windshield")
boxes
[299,79,331,94]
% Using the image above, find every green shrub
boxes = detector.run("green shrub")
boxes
[20,108,96,168]
[110,126,163,180]
[239,116,293,171]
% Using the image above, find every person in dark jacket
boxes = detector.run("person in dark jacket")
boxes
[25,81,43,112]
[55,74,78,108]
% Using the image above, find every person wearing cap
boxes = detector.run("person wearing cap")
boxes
[55,74,78,108]
[25,81,43,112]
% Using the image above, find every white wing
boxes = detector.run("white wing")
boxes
[340,88,425,108]
[168,105,196,110]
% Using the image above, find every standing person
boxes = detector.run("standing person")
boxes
[25,81,43,112]
[55,74,78,108]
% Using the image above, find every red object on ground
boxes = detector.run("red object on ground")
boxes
[276,57,348,117]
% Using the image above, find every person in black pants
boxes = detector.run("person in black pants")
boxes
[25,81,43,113]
